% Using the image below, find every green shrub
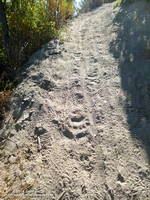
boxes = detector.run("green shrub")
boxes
[0,0,75,69]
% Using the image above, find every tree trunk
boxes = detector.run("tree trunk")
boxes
[0,0,12,64]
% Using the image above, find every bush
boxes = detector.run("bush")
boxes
[0,0,75,70]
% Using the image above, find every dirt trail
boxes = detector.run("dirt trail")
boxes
[0,3,150,200]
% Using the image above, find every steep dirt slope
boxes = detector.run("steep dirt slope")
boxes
[0,2,150,200]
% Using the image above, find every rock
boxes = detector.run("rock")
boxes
[35,124,47,136]
[3,141,17,156]
[25,175,35,186]
[14,169,22,177]
[8,155,17,164]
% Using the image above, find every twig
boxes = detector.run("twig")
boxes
[57,191,66,200]
[37,136,42,151]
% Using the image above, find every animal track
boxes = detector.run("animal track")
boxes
[74,92,84,100]
[72,67,80,76]
[52,109,91,139]
[71,115,85,123]
[39,79,56,91]
[69,111,91,138]
[85,68,100,93]
[62,126,74,139]
[71,79,82,88]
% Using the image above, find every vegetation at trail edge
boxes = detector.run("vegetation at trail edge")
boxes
[0,0,75,70]
[0,0,75,124]
[78,0,114,13]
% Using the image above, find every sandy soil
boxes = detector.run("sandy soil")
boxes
[0,2,150,200]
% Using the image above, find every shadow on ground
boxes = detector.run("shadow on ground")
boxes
[109,1,150,161]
